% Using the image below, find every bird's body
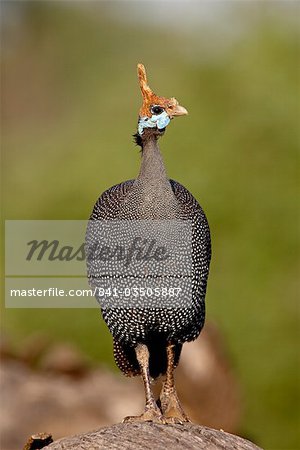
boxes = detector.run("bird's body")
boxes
[86,65,211,422]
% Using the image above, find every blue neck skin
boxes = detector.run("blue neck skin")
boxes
[138,111,171,136]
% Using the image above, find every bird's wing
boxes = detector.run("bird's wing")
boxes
[89,180,135,220]
[170,178,212,282]
[86,180,135,289]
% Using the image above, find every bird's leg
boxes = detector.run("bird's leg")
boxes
[159,343,190,423]
[123,343,165,424]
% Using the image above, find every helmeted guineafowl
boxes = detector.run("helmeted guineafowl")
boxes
[86,64,211,423]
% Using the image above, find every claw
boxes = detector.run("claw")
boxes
[164,416,190,425]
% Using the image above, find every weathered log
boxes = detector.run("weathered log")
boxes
[46,422,263,450]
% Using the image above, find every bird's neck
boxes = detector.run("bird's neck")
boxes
[137,135,168,185]
[131,132,178,216]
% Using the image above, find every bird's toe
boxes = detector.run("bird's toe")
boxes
[163,415,191,424]
[123,407,166,424]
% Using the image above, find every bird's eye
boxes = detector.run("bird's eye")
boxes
[151,105,164,115]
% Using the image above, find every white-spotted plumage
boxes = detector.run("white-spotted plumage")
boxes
[86,175,211,378]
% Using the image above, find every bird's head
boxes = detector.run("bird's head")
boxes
[135,63,188,144]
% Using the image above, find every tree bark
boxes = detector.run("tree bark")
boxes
[46,422,263,450]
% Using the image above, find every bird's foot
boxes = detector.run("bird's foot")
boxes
[123,404,165,424]
[160,388,190,423]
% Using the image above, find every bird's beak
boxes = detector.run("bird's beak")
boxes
[170,104,188,117]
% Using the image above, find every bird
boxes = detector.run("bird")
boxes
[86,63,211,424]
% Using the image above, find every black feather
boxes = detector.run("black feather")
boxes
[133,132,143,147]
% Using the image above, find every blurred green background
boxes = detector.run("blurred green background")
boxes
[1,1,299,449]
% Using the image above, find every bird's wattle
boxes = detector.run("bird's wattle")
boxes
[138,111,171,136]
